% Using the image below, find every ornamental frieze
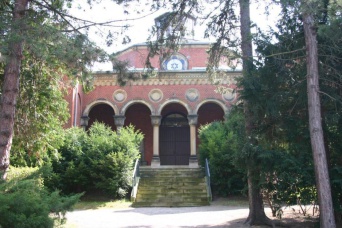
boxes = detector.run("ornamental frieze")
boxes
[92,71,240,86]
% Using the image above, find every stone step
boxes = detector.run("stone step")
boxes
[135,197,209,204]
[135,193,209,201]
[139,179,206,187]
[133,201,209,207]
[136,192,208,198]
[137,188,207,194]
[140,168,205,178]
[139,176,205,181]
[132,167,209,207]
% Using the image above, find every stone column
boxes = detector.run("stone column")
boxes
[150,115,162,167]
[80,116,90,130]
[113,115,126,132]
[187,114,199,168]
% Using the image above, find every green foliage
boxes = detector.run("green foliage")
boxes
[240,1,342,219]
[0,0,108,81]
[0,166,81,228]
[45,122,143,198]
[0,0,109,168]
[7,51,69,167]
[110,57,154,86]
[198,107,245,196]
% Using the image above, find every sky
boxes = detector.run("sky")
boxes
[69,0,281,71]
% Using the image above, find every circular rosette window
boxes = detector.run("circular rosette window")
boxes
[222,88,236,102]
[149,89,163,103]
[113,89,127,103]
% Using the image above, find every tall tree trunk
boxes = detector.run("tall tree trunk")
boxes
[0,0,29,180]
[303,11,336,228]
[239,0,272,226]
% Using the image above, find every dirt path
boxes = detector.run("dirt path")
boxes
[63,204,320,228]
[63,205,252,228]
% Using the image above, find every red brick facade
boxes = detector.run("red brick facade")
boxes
[65,42,241,166]
[116,44,210,70]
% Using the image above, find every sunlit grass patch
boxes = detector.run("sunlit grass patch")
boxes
[211,196,249,207]
[73,199,132,210]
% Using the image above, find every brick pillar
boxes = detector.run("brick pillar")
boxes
[150,115,161,167]
[188,114,199,168]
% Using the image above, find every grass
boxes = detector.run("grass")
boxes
[72,195,249,210]
[73,198,132,210]
[211,196,249,207]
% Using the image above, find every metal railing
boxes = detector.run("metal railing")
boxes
[130,159,140,202]
[205,158,212,201]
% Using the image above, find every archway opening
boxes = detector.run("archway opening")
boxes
[197,103,225,126]
[87,104,115,131]
[197,102,225,156]
[160,103,190,165]
[124,103,152,165]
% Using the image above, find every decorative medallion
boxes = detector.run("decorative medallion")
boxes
[222,88,236,102]
[186,88,199,102]
[162,53,188,71]
[113,89,127,103]
[149,89,163,102]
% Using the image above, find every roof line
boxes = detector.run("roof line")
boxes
[114,40,212,56]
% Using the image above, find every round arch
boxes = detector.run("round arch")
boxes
[194,99,229,115]
[120,100,154,115]
[158,99,191,115]
[83,99,118,116]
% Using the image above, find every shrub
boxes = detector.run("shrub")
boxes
[45,122,143,198]
[198,109,245,196]
[0,166,81,228]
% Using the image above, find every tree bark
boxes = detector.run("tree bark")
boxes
[239,0,272,226]
[303,12,336,228]
[0,0,29,180]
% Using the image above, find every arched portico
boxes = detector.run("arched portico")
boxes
[197,101,226,126]
[159,113,190,165]
[150,102,198,167]
[158,99,191,115]
[124,103,153,165]
[83,101,117,131]
[195,99,229,115]
[120,100,154,115]
[196,101,226,161]
[83,100,119,116]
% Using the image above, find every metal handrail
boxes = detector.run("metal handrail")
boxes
[205,158,212,201]
[130,159,140,202]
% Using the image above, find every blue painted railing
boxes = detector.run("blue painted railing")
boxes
[130,159,140,202]
[205,158,212,201]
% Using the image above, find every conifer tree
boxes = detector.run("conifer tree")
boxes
[0,0,135,179]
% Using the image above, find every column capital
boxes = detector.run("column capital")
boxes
[80,116,90,128]
[150,115,162,126]
[187,114,198,125]
[113,115,126,127]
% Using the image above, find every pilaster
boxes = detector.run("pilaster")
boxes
[188,114,199,167]
[151,115,162,167]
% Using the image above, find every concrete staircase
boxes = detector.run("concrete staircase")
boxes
[132,167,210,207]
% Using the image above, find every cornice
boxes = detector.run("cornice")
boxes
[114,41,212,56]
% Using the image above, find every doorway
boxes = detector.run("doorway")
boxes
[160,113,190,165]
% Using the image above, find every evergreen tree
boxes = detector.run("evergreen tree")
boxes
[245,0,342,226]
[0,0,135,179]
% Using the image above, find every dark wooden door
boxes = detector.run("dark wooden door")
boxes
[160,126,190,165]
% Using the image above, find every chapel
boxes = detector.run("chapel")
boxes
[64,13,241,168]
